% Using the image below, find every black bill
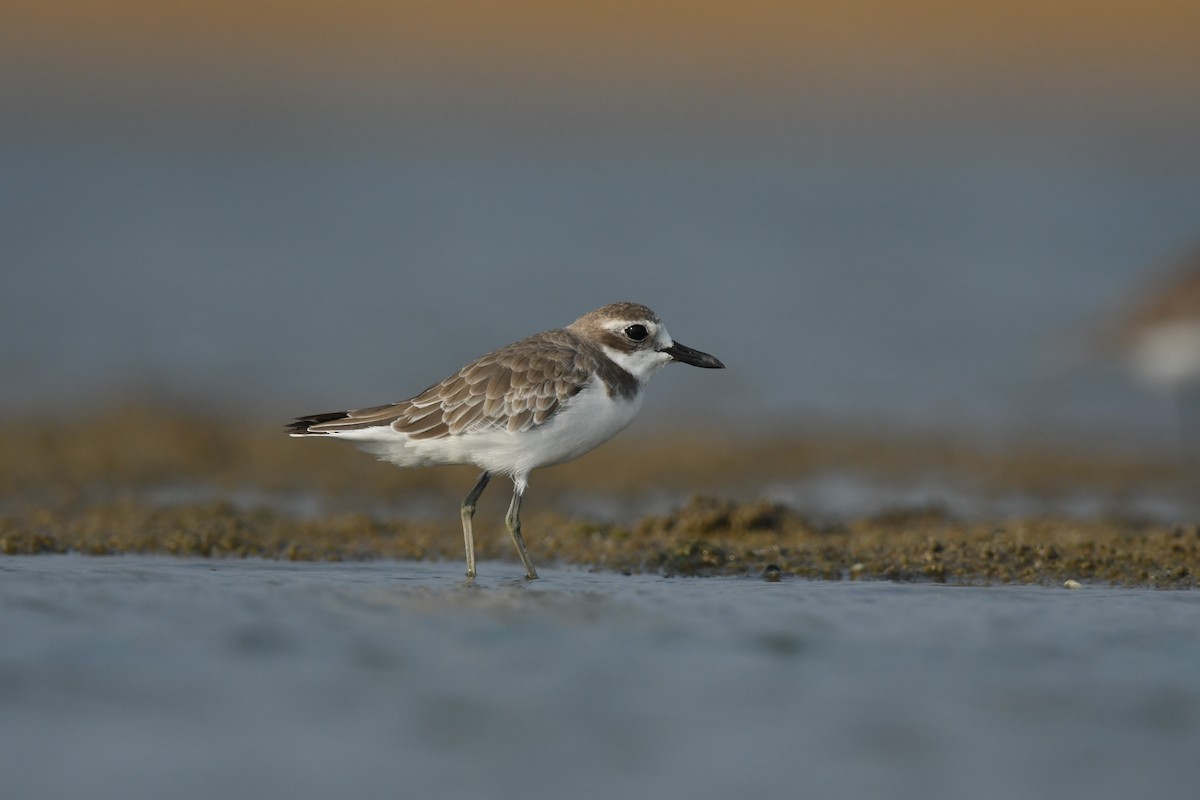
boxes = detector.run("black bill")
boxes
[661,341,725,369]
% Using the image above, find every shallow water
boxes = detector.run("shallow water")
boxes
[2,556,1197,800]
[4,135,1199,445]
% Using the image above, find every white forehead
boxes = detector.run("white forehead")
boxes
[602,315,645,327]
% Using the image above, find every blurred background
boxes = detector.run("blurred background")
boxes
[3,0,1199,448]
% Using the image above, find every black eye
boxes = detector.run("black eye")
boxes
[624,324,649,341]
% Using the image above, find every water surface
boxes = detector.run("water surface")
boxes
[2,555,1197,800]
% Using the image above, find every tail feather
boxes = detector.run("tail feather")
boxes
[287,411,350,435]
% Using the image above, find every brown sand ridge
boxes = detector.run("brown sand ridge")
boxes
[1,405,1196,587]
[5,1,1199,87]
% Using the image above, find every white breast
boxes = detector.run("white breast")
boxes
[1128,321,1200,388]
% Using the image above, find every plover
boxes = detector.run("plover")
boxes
[287,302,724,579]
[1108,244,1200,457]
[1113,245,1200,391]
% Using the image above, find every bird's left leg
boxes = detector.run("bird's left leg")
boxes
[504,481,538,580]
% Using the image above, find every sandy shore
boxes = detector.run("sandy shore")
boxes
[1,406,1195,586]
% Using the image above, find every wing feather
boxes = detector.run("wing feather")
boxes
[290,327,634,439]
[382,329,600,437]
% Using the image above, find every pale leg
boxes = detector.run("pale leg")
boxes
[504,483,539,580]
[460,471,491,578]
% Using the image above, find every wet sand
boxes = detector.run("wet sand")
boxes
[2,406,1196,587]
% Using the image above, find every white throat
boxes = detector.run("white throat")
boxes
[599,342,673,385]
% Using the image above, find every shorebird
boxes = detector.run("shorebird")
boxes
[1114,246,1200,392]
[287,302,724,579]
[1111,244,1200,455]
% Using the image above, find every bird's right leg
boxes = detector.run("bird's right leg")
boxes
[460,471,491,578]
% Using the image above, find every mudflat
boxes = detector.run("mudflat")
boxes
[2,406,1195,587]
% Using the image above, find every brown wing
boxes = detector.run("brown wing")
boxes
[294,330,597,439]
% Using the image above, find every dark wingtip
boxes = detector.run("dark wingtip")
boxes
[286,411,349,434]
